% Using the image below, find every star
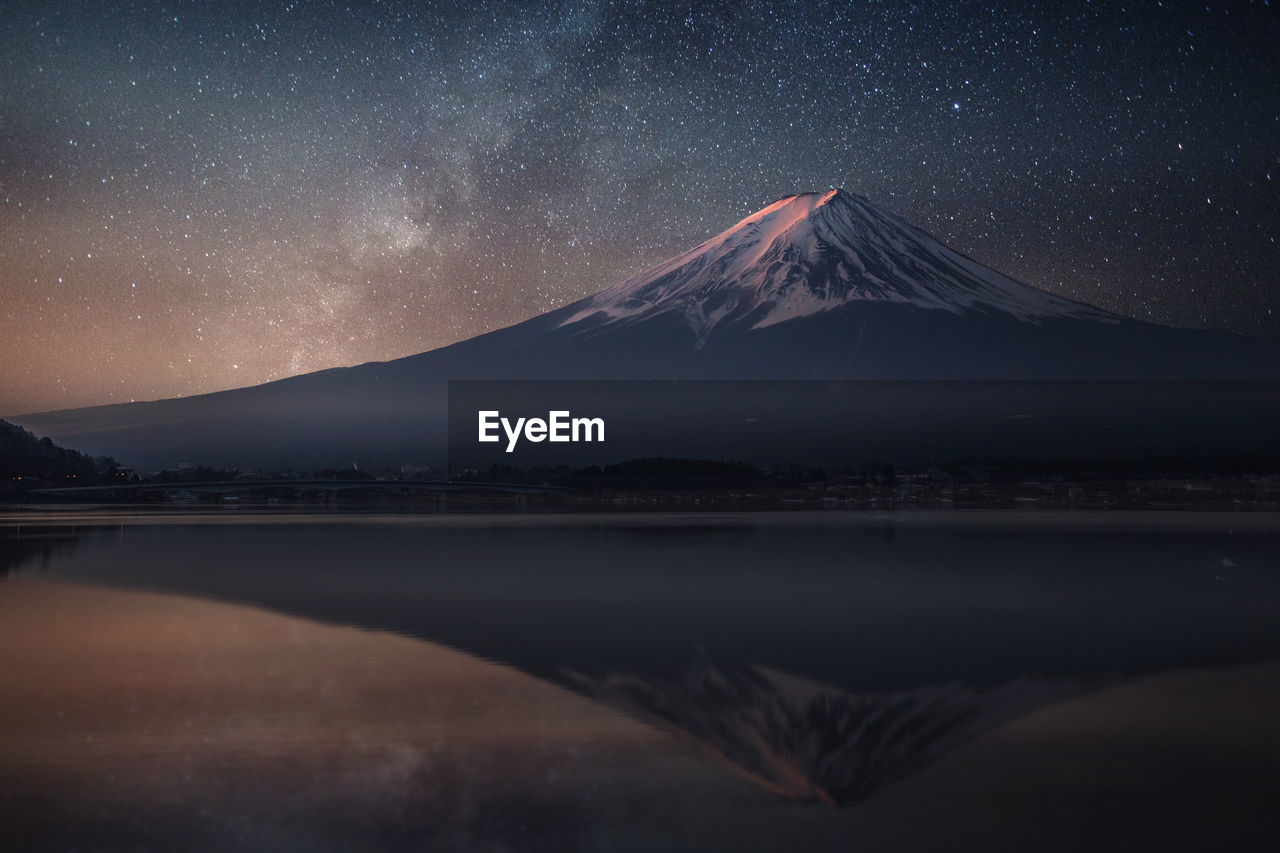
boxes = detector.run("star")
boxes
[0,0,1276,413]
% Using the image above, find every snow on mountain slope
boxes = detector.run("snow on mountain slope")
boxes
[557,189,1118,345]
[9,188,1280,470]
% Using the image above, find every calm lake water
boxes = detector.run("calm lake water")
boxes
[2,508,1279,851]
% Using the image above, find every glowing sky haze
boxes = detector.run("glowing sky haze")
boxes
[2,0,1277,413]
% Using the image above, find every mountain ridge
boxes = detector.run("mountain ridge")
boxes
[553,188,1119,346]
[7,189,1280,469]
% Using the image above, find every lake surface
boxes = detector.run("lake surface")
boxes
[2,508,1279,851]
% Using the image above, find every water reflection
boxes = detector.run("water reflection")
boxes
[0,524,91,577]
[2,510,1279,849]
[566,654,1084,806]
[0,580,779,852]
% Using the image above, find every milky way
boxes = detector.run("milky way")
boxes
[2,0,1277,412]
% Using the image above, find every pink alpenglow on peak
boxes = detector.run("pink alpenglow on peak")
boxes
[13,187,1280,472]
[559,189,1117,344]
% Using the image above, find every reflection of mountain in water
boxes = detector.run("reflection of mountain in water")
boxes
[7,514,1280,809]
[567,653,1082,806]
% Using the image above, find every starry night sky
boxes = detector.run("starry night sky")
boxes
[2,0,1277,413]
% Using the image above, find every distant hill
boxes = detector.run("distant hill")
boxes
[0,419,120,496]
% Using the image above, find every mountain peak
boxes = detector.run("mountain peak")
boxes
[558,189,1118,342]
[719,188,850,243]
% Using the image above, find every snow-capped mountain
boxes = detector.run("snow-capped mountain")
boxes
[441,187,1276,384]
[9,189,1280,469]
[557,189,1115,345]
